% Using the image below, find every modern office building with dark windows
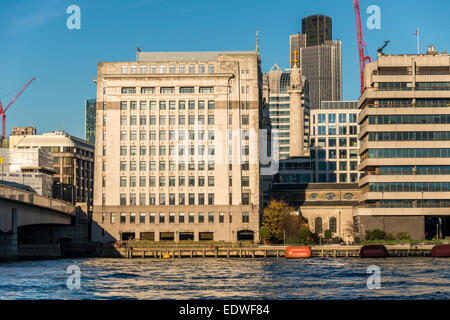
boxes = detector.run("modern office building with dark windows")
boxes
[356,45,450,240]
[310,101,360,183]
[290,14,342,109]
[301,14,332,47]
[92,50,263,243]
[85,99,96,144]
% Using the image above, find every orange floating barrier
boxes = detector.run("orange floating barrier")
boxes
[431,244,450,257]
[285,246,311,259]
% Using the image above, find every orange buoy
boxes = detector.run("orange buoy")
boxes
[285,246,311,259]
[431,244,450,257]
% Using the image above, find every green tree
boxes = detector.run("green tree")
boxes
[259,226,270,240]
[298,227,309,244]
[262,200,306,243]
[324,229,332,240]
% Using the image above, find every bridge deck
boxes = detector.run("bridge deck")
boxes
[0,184,76,215]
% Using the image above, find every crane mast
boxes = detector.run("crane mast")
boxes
[0,77,36,138]
[354,0,371,94]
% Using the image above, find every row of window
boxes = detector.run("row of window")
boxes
[377,82,450,91]
[368,131,450,141]
[368,114,450,125]
[119,114,220,126]
[315,125,358,136]
[312,149,358,160]
[118,175,249,187]
[366,182,450,193]
[315,173,358,183]
[314,161,358,171]
[368,99,450,108]
[362,200,450,208]
[316,113,358,124]
[116,160,249,172]
[105,211,249,224]
[311,137,358,148]
[122,86,214,94]
[377,166,450,176]
[120,129,217,141]
[122,64,215,75]
[314,217,337,234]
[363,148,450,160]
[116,145,250,160]
[120,100,215,111]
[118,193,250,206]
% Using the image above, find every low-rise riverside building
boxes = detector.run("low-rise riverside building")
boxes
[270,183,360,243]
[92,50,263,243]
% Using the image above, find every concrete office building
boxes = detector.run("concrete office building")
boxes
[93,50,263,243]
[12,131,94,206]
[310,101,360,183]
[290,15,342,109]
[0,148,54,197]
[356,46,450,240]
[85,99,96,144]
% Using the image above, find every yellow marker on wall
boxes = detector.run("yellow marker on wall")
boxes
[0,157,3,165]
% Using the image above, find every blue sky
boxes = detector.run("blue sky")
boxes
[0,0,449,139]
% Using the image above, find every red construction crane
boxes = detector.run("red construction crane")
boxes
[354,0,371,94]
[0,77,36,137]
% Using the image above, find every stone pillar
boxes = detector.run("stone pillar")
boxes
[288,88,304,157]
[287,64,305,158]
[0,208,18,262]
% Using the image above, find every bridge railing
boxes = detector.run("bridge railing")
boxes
[0,184,76,215]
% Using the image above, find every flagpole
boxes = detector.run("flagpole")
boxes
[417,28,419,54]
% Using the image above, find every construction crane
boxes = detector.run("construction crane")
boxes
[0,77,36,138]
[354,0,371,94]
[377,40,390,56]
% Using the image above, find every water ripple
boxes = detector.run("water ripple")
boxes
[0,257,449,299]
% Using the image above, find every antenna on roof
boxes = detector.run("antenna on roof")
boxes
[256,30,260,53]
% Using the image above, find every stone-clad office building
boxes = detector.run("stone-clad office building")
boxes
[92,50,263,243]
[356,46,450,240]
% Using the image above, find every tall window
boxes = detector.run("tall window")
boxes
[208,193,214,205]
[329,217,337,233]
[315,217,323,234]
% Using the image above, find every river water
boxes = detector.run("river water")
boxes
[0,257,449,300]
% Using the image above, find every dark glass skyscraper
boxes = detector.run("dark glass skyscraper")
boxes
[302,15,332,47]
[290,15,342,110]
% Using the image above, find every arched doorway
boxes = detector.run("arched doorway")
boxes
[237,230,254,242]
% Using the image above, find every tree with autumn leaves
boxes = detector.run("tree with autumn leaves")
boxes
[261,200,309,243]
